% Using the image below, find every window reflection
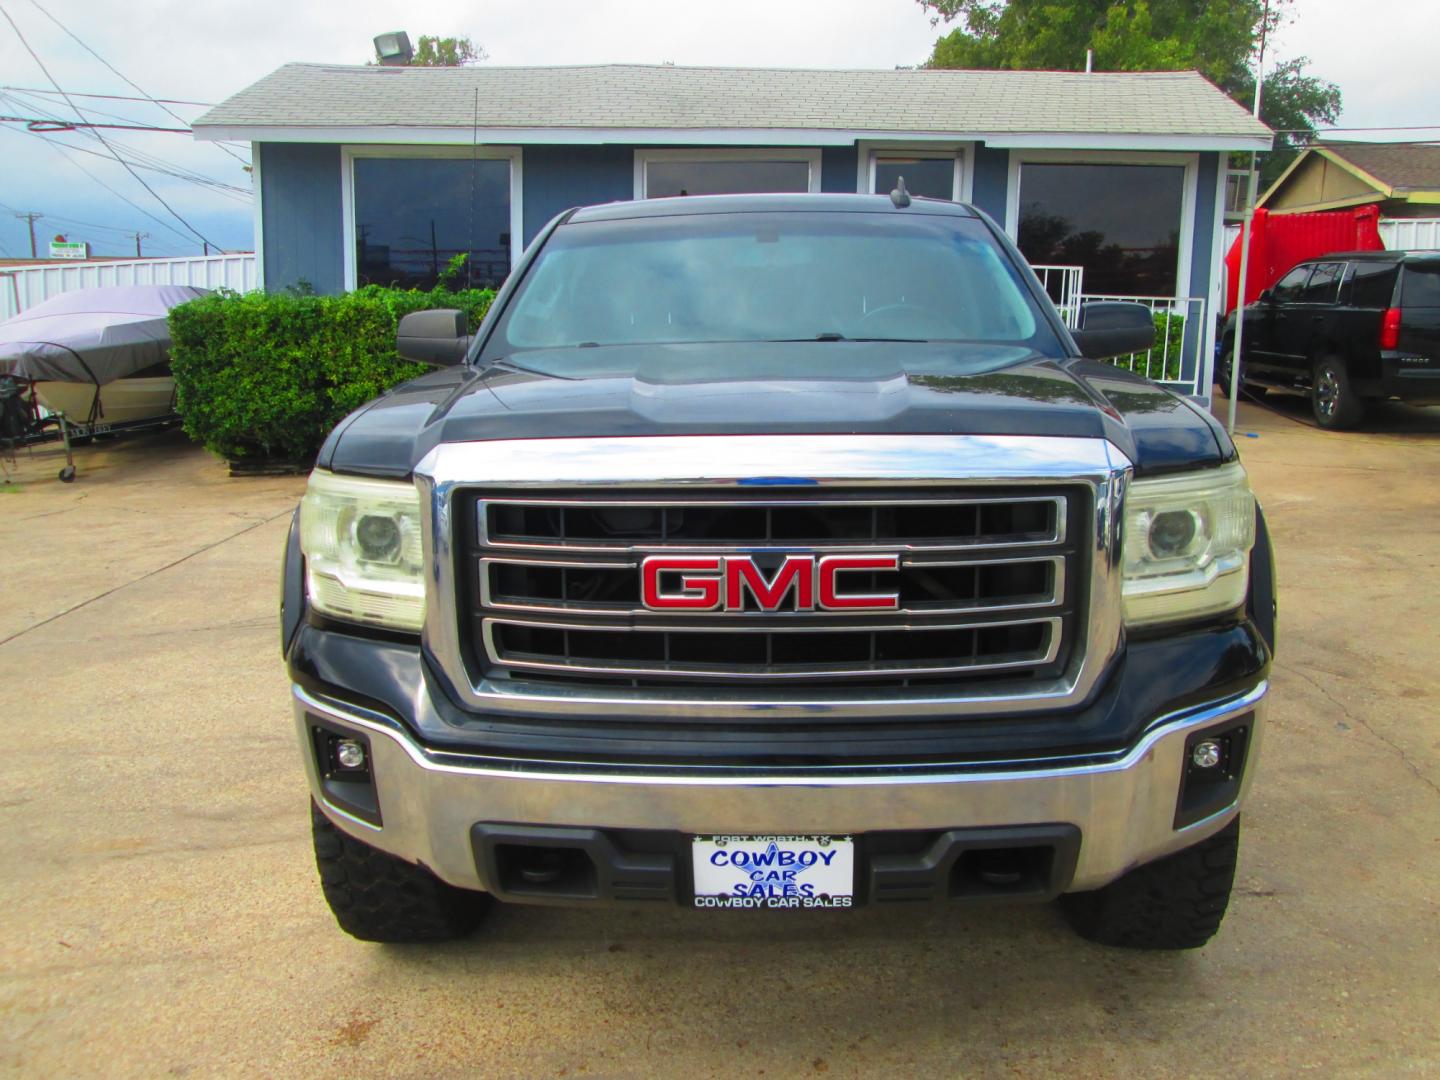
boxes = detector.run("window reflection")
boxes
[873,157,954,200]
[353,157,511,290]
[1299,262,1343,303]
[645,160,811,198]
[1017,163,1184,297]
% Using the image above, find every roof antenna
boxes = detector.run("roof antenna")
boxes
[890,175,911,208]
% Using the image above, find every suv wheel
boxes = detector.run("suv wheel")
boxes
[311,801,488,943]
[1217,346,1264,399]
[1060,818,1239,950]
[1312,356,1365,430]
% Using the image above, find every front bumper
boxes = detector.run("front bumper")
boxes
[297,679,1267,898]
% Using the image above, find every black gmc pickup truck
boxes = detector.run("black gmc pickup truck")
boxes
[283,193,1276,950]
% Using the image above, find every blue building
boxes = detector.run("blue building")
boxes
[194,63,1270,397]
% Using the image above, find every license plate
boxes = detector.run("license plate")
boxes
[691,835,854,909]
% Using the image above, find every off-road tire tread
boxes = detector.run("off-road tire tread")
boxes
[1061,818,1240,950]
[311,801,486,943]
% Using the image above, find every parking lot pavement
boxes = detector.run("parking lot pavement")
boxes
[1,411,1438,1078]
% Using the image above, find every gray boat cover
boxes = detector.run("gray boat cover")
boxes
[0,285,209,384]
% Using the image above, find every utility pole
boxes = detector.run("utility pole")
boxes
[130,231,149,258]
[13,211,42,258]
[1228,0,1270,436]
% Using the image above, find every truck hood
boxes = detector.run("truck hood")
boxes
[317,342,1233,479]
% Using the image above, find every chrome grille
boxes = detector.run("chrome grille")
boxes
[462,489,1083,686]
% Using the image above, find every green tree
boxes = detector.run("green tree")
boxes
[920,1,1340,183]
[372,35,487,66]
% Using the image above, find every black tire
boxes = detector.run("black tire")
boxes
[1061,817,1240,950]
[1312,356,1365,430]
[311,801,487,943]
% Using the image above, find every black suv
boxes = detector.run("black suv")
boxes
[1220,250,1440,428]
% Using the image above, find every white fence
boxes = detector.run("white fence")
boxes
[1378,217,1440,251]
[1030,264,1085,327]
[1081,294,1209,395]
[1028,260,1210,397]
[1,253,258,320]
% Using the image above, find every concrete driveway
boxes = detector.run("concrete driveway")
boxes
[2,401,1437,1078]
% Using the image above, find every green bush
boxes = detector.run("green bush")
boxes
[170,284,493,463]
[1108,311,1185,383]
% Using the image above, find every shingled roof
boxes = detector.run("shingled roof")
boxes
[1317,142,1440,194]
[193,63,1271,148]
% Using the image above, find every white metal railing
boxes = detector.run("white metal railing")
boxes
[1,253,257,320]
[1378,217,1440,251]
[1030,264,1085,327]
[1078,294,1209,396]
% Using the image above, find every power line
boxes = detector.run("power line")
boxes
[14,127,207,249]
[0,84,214,107]
[0,90,250,196]
[2,86,248,165]
[1273,125,1440,137]
[0,195,195,257]
[19,208,159,235]
[3,119,252,201]
[0,112,191,133]
[0,3,220,251]
[25,0,250,166]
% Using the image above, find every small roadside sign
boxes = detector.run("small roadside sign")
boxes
[49,240,89,260]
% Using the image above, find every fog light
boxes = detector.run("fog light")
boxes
[1176,720,1250,829]
[335,739,367,770]
[1191,739,1223,770]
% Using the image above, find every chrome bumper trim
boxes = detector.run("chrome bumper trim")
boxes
[413,434,1132,719]
[296,679,1267,894]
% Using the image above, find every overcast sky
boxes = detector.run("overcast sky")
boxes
[1,0,1436,260]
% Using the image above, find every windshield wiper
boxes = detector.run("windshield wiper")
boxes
[772,333,930,343]
[483,356,578,380]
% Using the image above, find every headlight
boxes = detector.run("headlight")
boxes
[299,470,425,631]
[1122,462,1255,627]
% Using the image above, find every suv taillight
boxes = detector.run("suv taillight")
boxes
[1380,307,1402,350]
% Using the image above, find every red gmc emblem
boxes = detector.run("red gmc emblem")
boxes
[641,553,900,612]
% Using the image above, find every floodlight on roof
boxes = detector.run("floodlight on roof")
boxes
[374,31,414,66]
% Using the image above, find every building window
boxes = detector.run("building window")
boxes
[1016,162,1187,297]
[870,153,960,201]
[350,155,514,290]
[636,150,820,199]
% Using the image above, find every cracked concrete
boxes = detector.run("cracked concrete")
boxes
[1,400,1438,1078]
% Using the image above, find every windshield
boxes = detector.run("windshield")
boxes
[480,211,1063,359]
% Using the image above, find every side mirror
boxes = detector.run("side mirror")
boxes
[1257,288,1273,304]
[1070,301,1155,360]
[396,309,470,366]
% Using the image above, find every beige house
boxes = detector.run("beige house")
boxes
[1258,141,1440,217]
